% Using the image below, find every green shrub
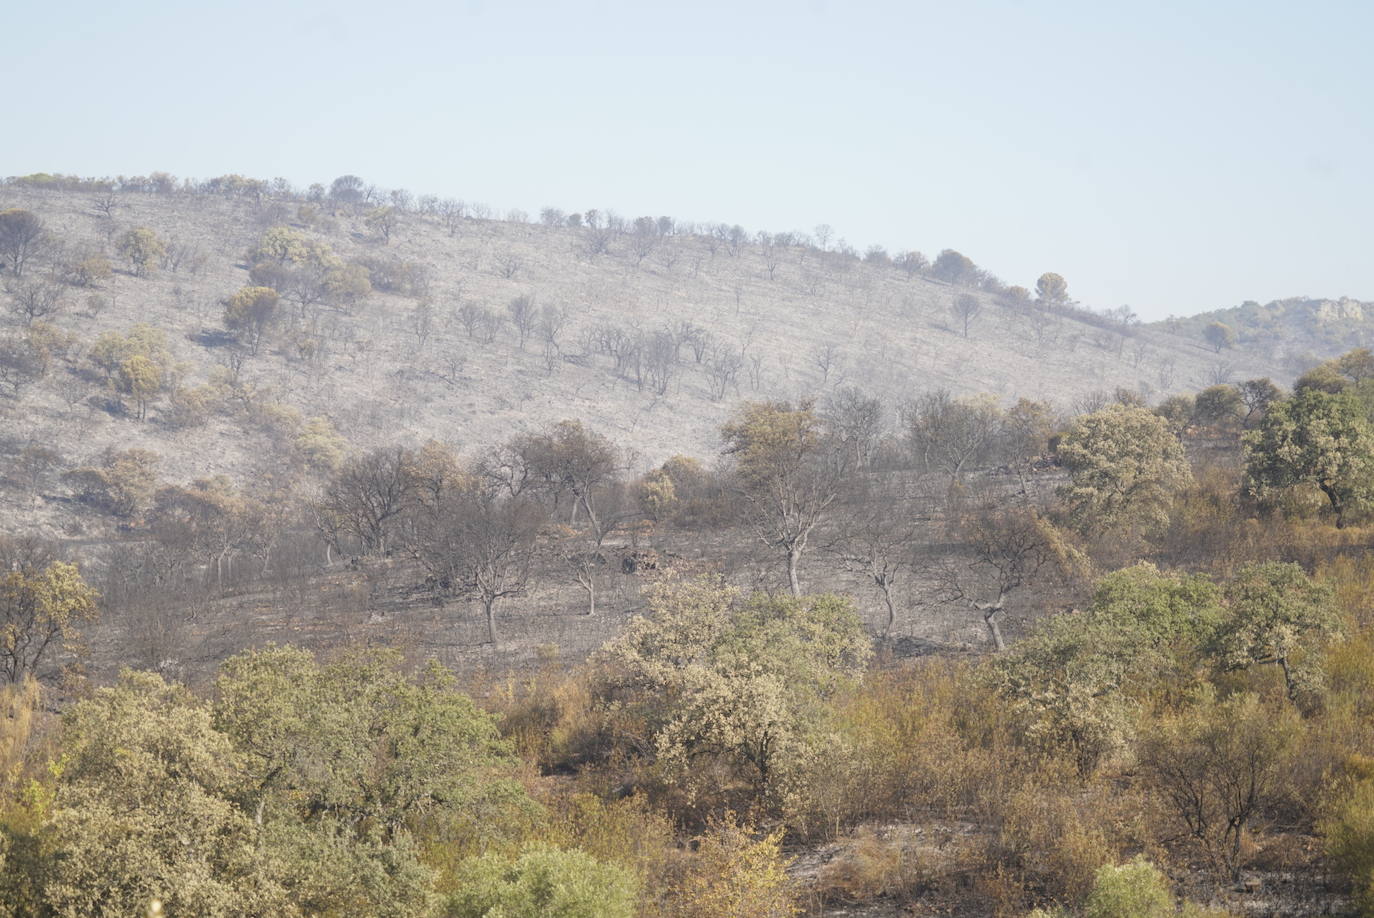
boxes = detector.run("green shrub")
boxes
[1083,859,1172,918]
[1323,777,1374,916]
[446,844,637,918]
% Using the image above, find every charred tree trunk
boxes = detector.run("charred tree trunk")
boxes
[483,595,498,645]
[786,546,803,597]
[877,577,896,637]
[974,595,1007,652]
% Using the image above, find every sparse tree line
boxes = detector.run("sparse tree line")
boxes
[3,171,1141,334]
[0,183,1211,449]
[10,346,1374,653]
[8,169,1334,388]
[7,350,1374,913]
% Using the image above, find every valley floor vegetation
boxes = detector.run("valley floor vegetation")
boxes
[6,173,1374,916]
[6,347,1374,915]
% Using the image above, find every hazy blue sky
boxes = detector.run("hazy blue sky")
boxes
[7,0,1371,319]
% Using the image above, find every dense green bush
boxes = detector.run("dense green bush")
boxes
[446,844,637,918]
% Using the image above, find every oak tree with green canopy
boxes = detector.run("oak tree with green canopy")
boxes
[1238,377,1282,425]
[247,225,310,265]
[7,646,536,916]
[0,550,99,684]
[88,323,172,384]
[29,670,292,917]
[222,286,280,355]
[1192,384,1243,431]
[1203,320,1235,353]
[1294,347,1374,395]
[115,354,160,420]
[61,447,161,520]
[602,577,871,815]
[1056,404,1192,541]
[1214,561,1342,701]
[1244,388,1374,527]
[993,562,1222,772]
[366,206,399,243]
[1035,271,1069,309]
[246,226,367,310]
[116,226,166,277]
[295,416,347,472]
[930,248,978,285]
[213,644,534,848]
[1294,362,1352,395]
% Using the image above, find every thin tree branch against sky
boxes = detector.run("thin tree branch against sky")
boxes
[5,0,1370,319]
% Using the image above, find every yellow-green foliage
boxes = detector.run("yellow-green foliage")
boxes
[248,225,310,265]
[1323,775,1374,916]
[447,844,638,918]
[163,384,219,429]
[116,354,160,419]
[0,678,41,793]
[0,561,99,684]
[1215,562,1342,702]
[796,659,1008,834]
[721,401,823,488]
[637,467,678,521]
[992,563,1221,773]
[1319,553,1374,630]
[23,324,73,366]
[115,226,165,276]
[251,399,303,437]
[37,670,292,916]
[540,793,676,890]
[666,816,798,918]
[635,456,712,523]
[0,647,548,915]
[1082,859,1173,918]
[602,576,871,819]
[62,447,161,519]
[88,324,172,384]
[1056,404,1192,540]
[214,646,536,853]
[1192,384,1244,432]
[324,261,372,304]
[365,206,398,242]
[295,415,346,471]
[58,253,111,288]
[993,781,1120,905]
[221,286,280,353]
[1245,388,1374,527]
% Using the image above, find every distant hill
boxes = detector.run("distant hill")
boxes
[0,173,1354,538]
[1151,296,1374,370]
